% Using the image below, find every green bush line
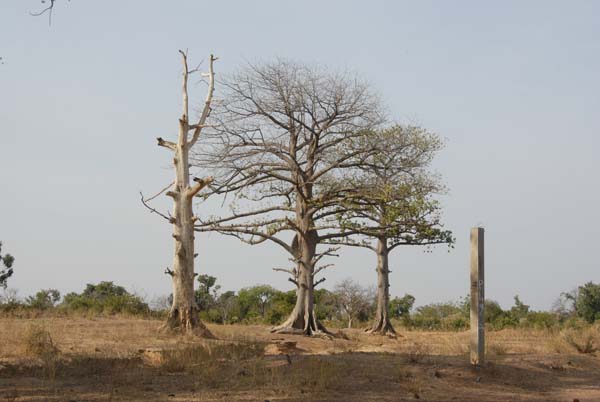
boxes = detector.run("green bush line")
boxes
[3,280,600,331]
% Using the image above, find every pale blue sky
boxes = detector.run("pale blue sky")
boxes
[1,1,598,310]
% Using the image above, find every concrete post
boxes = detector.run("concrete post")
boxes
[470,227,485,366]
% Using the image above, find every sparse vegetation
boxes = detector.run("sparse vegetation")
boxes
[0,241,15,289]
[23,323,60,379]
[562,327,599,354]
[8,2,599,401]
[2,317,598,401]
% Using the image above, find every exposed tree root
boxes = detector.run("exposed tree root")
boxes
[160,307,215,338]
[271,308,333,337]
[365,318,398,338]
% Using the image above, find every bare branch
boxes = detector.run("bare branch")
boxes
[29,0,57,25]
[194,224,294,255]
[313,278,326,288]
[273,268,296,276]
[188,54,217,148]
[143,181,174,203]
[313,263,334,277]
[179,49,189,121]
[188,176,214,198]
[157,137,176,150]
[140,192,171,222]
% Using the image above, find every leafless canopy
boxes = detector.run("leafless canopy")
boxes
[193,60,383,334]
[195,60,383,252]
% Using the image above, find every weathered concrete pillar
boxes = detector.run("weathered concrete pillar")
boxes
[470,227,485,366]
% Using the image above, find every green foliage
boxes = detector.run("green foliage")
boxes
[195,274,220,311]
[314,289,338,321]
[237,285,280,322]
[81,281,127,299]
[390,294,415,319]
[5,275,597,331]
[26,289,60,310]
[510,295,530,322]
[0,241,15,289]
[333,126,454,250]
[478,295,558,330]
[404,295,558,331]
[62,281,149,315]
[409,301,469,330]
[573,282,600,323]
[265,290,295,324]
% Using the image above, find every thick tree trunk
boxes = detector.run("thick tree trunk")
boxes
[272,230,329,336]
[366,238,396,336]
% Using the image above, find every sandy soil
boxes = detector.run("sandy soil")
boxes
[0,317,599,401]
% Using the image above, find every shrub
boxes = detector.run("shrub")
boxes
[61,281,149,315]
[26,289,61,310]
[389,294,415,323]
[562,327,599,354]
[575,282,600,323]
[24,324,60,379]
[409,302,468,330]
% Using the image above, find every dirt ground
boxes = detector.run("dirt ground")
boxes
[1,317,599,401]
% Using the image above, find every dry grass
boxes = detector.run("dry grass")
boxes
[22,323,60,379]
[562,327,599,354]
[152,342,341,393]
[404,341,431,363]
[1,317,600,402]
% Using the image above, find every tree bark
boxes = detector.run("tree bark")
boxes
[366,238,396,336]
[159,52,215,338]
[163,138,212,337]
[272,229,329,336]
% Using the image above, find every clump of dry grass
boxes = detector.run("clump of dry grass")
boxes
[23,323,60,379]
[286,357,340,391]
[438,333,468,356]
[562,328,598,354]
[159,340,265,372]
[156,341,341,393]
[405,341,431,363]
[406,377,423,399]
[486,340,508,357]
[395,366,423,399]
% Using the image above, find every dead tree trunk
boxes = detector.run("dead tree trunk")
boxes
[154,51,216,337]
[366,237,396,336]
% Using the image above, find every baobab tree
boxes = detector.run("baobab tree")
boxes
[327,125,453,336]
[194,60,382,335]
[141,51,216,336]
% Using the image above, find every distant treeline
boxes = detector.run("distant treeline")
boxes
[2,277,599,331]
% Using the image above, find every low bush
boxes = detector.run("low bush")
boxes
[61,281,150,315]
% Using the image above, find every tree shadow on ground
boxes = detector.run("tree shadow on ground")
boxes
[1,351,599,401]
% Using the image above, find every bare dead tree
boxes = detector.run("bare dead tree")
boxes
[141,51,217,337]
[333,278,374,329]
[194,60,383,336]
[326,125,454,336]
